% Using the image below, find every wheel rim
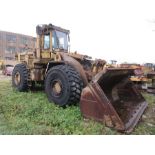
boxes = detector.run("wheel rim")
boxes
[51,80,63,97]
[14,72,21,85]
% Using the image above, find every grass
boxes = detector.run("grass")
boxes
[0,79,155,135]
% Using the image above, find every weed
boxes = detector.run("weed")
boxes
[0,80,155,135]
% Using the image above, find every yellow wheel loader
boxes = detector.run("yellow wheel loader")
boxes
[143,63,155,93]
[12,24,147,133]
[120,63,155,93]
[120,63,148,90]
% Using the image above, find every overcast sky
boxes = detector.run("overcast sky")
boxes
[0,0,155,64]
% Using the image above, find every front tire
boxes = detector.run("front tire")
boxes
[12,64,28,91]
[45,65,83,106]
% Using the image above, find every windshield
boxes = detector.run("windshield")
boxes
[144,63,153,68]
[52,30,68,50]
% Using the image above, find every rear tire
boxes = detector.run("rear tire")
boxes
[45,65,83,106]
[12,64,28,91]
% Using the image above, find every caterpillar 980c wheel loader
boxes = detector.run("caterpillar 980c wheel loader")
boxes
[12,24,147,133]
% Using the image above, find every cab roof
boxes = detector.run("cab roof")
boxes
[36,23,70,35]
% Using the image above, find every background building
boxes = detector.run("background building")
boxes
[0,31,36,60]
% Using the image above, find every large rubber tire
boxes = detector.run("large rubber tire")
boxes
[45,65,83,106]
[12,64,28,91]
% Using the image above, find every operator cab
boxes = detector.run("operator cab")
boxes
[36,24,70,52]
[110,60,117,65]
[144,63,155,71]
[144,63,153,68]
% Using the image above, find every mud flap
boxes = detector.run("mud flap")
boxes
[80,68,148,133]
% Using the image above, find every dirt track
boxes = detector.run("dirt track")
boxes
[0,71,11,81]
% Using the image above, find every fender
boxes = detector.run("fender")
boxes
[60,53,88,87]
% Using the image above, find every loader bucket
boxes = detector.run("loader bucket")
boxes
[80,68,148,133]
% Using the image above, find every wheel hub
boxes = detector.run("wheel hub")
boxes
[52,80,62,96]
[14,72,21,85]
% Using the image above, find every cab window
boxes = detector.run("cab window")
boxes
[44,35,50,49]
[52,30,68,50]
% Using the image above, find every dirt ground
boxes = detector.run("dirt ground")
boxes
[0,70,11,81]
